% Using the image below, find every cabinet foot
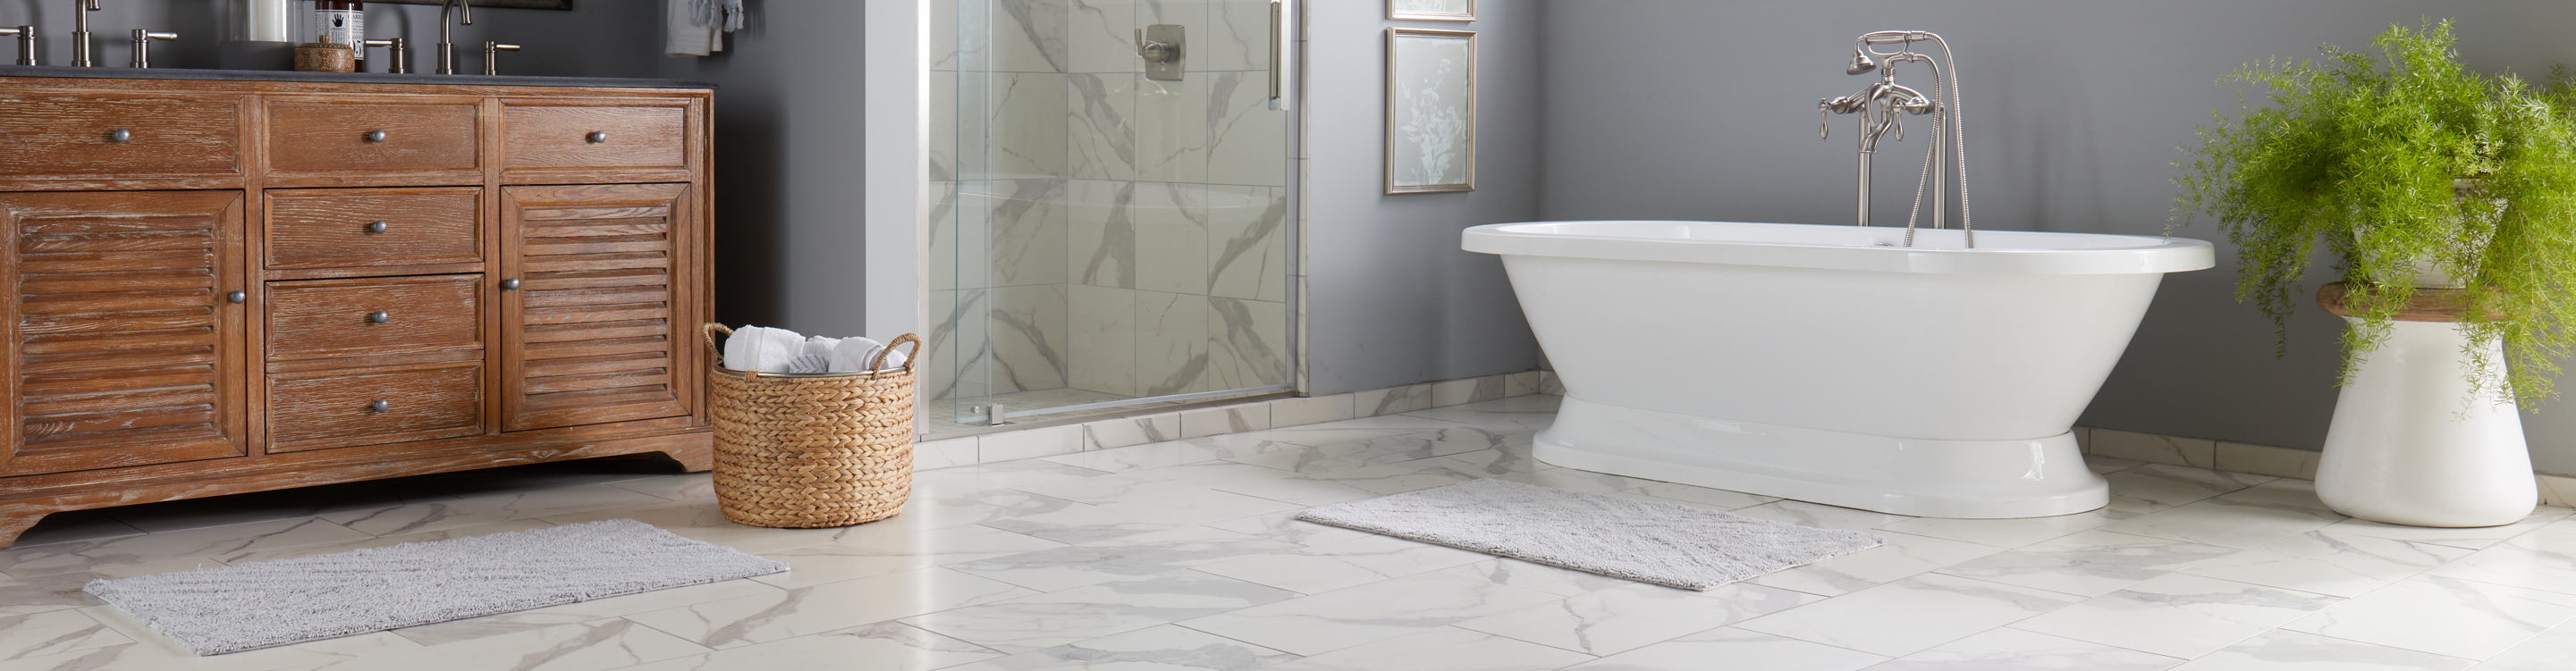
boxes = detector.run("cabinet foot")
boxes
[666,448,714,473]
[0,509,55,549]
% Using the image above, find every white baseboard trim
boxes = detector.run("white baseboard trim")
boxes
[2079,425,2572,507]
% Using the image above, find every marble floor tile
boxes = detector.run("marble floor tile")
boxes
[1734,573,2083,657]
[97,484,418,535]
[0,517,370,577]
[45,606,432,671]
[612,621,1004,671]
[1036,437,1280,474]
[414,618,708,671]
[605,473,714,502]
[891,488,1086,531]
[901,572,1297,653]
[2102,480,2347,549]
[1195,535,1490,594]
[1870,627,2182,671]
[2009,573,2341,658]
[1198,509,1377,547]
[390,580,782,647]
[754,525,1067,589]
[2166,629,2472,670]
[947,526,1300,591]
[1177,570,1566,656]
[1456,582,1820,656]
[908,461,1114,496]
[1256,626,1591,671]
[1085,488,1306,526]
[2182,527,2473,598]
[2321,507,2572,550]
[976,504,1184,544]
[1013,462,1301,505]
[2103,466,2275,515]
[0,573,101,616]
[0,610,129,661]
[1877,509,2138,549]
[317,483,668,537]
[1620,482,1778,511]
[622,567,1039,650]
[1558,627,1888,671]
[3,512,144,549]
[1727,499,1911,532]
[2282,575,2576,659]
[1439,558,1640,598]
[2479,616,2576,670]
[215,520,559,566]
[1223,431,1498,474]
[2423,520,2576,595]
[939,625,1297,671]
[1933,530,2240,597]
[2085,454,2151,474]
[1204,465,1476,507]
[1275,414,1479,434]
[1749,531,2009,597]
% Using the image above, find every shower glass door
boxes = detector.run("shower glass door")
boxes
[931,0,1298,432]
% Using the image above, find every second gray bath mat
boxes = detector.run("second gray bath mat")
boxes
[1296,478,1882,590]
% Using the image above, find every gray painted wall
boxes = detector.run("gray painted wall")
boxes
[1302,0,1547,396]
[1538,1,2576,473]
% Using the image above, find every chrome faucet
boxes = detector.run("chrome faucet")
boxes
[1817,30,1975,247]
[68,0,100,67]
[436,0,472,74]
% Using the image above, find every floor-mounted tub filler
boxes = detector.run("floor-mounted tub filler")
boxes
[1464,32,2216,518]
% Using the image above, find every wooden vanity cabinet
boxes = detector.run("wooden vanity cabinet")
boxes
[0,76,714,548]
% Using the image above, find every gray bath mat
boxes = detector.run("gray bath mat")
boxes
[1296,478,1882,590]
[84,518,786,655]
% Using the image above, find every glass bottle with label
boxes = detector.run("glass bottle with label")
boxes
[317,1,364,68]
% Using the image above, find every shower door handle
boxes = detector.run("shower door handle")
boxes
[1268,0,1291,111]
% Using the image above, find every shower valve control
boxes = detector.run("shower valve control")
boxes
[1136,24,1184,80]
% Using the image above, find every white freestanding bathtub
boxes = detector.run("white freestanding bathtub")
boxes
[1465,221,2215,518]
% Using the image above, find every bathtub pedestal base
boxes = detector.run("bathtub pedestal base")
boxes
[1534,396,2108,519]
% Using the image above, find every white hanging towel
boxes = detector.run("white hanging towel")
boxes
[720,325,806,373]
[663,0,740,57]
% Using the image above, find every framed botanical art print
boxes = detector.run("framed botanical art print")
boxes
[1388,0,1474,21]
[1385,29,1476,194]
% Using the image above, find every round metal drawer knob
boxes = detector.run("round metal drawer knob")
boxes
[107,128,130,143]
[500,278,521,290]
[365,220,388,234]
[225,290,246,304]
[367,399,389,413]
[367,310,389,324]
[364,130,387,143]
[586,130,607,144]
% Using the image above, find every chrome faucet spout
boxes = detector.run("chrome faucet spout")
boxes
[1815,30,1972,247]
[69,0,100,67]
[437,0,474,74]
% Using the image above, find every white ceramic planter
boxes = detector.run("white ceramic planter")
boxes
[2317,317,2536,527]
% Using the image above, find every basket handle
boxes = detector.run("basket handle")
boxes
[868,333,922,372]
[702,323,734,365]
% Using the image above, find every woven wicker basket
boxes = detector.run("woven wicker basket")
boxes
[703,323,922,528]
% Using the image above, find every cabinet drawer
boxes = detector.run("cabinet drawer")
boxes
[267,274,482,360]
[266,188,483,269]
[503,102,688,173]
[265,98,481,182]
[267,362,482,453]
[0,93,241,179]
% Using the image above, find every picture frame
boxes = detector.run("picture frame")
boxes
[1385,28,1476,194]
[1387,0,1474,22]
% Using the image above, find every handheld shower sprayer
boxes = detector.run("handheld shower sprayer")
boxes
[1813,30,1974,247]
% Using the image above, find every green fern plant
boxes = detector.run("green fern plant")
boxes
[2175,19,2576,407]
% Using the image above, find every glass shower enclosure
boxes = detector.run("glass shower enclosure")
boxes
[931,0,1298,433]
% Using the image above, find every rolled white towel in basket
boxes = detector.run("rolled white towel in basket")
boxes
[829,337,908,373]
[720,325,807,373]
[784,336,840,373]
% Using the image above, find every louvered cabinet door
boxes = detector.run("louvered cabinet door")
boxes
[497,183,695,431]
[0,191,248,476]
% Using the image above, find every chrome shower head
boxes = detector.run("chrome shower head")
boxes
[1845,52,1877,75]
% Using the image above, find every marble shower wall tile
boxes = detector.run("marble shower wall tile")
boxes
[1069,180,1142,289]
[983,0,1069,73]
[1202,0,1274,71]
[929,181,975,291]
[925,289,992,401]
[1068,74,1136,180]
[1207,70,1287,187]
[932,76,962,180]
[1064,0,1135,73]
[1206,185,1288,302]
[1206,296,1289,391]
[1067,284,1140,397]
[1137,290,1212,396]
[1133,75,1208,182]
[989,284,1068,393]
[977,180,1069,288]
[1134,182,1211,295]
[984,72,1070,180]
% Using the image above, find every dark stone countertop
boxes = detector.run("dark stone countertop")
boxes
[0,64,714,89]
